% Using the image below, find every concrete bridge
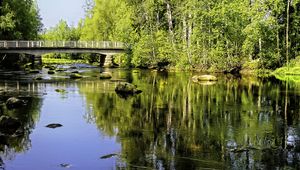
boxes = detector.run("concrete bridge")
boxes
[0,41,126,67]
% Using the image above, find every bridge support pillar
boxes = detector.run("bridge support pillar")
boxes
[102,55,118,68]
[30,55,42,68]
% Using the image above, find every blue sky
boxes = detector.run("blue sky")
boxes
[36,0,86,29]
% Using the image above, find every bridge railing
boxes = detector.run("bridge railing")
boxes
[0,41,125,49]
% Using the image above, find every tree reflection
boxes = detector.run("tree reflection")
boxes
[0,95,42,169]
[80,70,300,169]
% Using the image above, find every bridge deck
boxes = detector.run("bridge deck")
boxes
[0,41,125,49]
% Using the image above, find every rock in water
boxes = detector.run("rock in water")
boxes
[0,116,21,135]
[45,123,63,128]
[6,97,26,109]
[48,70,55,74]
[70,73,83,79]
[192,75,218,82]
[100,153,118,159]
[99,72,112,79]
[115,82,142,95]
[55,89,66,93]
[71,71,79,73]
[60,163,71,168]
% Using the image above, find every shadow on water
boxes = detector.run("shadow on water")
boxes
[79,69,300,169]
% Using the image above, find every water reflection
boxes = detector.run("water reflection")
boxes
[0,91,42,169]
[79,70,300,169]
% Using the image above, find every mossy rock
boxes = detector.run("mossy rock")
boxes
[115,82,142,98]
[192,75,217,82]
[43,65,52,69]
[0,116,21,135]
[35,76,43,80]
[6,97,26,110]
[48,70,55,74]
[55,89,66,93]
[99,72,112,79]
[71,71,79,74]
[70,73,83,79]
[49,67,56,71]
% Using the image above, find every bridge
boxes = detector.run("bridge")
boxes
[0,41,126,67]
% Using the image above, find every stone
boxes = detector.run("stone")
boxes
[100,153,118,159]
[60,163,71,168]
[0,116,21,135]
[45,123,63,128]
[99,72,112,79]
[29,69,40,74]
[115,82,142,96]
[71,71,79,74]
[6,97,26,109]
[70,73,83,79]
[35,76,43,80]
[192,75,217,82]
[55,89,66,93]
[49,67,56,71]
[48,70,55,74]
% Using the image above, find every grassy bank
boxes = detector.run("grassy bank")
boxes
[43,58,87,64]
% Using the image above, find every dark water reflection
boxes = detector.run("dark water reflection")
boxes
[0,69,300,169]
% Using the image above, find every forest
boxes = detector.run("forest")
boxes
[1,0,300,73]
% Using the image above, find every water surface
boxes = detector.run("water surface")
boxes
[0,68,299,169]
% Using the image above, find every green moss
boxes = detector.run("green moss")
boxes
[70,73,83,79]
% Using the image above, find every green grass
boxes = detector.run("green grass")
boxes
[43,58,87,64]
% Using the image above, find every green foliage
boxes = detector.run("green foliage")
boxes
[0,0,42,40]
[41,20,82,60]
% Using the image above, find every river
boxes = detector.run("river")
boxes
[0,66,299,169]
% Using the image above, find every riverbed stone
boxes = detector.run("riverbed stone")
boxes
[70,73,83,79]
[46,123,63,128]
[48,70,55,74]
[115,82,142,95]
[99,72,112,79]
[35,76,43,80]
[0,116,21,135]
[6,97,26,109]
[192,75,218,82]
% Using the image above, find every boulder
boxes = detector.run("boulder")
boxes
[56,68,66,72]
[99,72,112,79]
[70,73,83,79]
[46,123,63,128]
[35,76,43,80]
[0,116,21,135]
[192,75,217,82]
[115,82,142,95]
[6,97,26,109]
[48,70,55,74]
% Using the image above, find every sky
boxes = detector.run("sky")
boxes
[36,0,86,29]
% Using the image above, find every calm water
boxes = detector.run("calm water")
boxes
[0,68,300,169]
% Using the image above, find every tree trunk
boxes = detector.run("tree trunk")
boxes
[187,13,193,64]
[182,16,187,44]
[277,29,281,65]
[166,1,174,40]
[286,0,290,66]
